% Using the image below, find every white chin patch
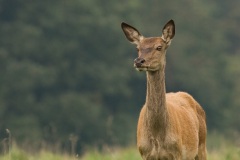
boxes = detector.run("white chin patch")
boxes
[136,68,148,72]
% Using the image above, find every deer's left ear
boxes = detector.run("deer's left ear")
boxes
[161,20,175,45]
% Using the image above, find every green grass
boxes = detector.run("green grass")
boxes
[206,133,240,160]
[0,134,239,160]
[81,144,240,160]
[81,147,141,160]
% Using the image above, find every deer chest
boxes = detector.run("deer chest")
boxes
[138,135,180,160]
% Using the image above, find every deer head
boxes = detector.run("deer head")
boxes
[121,20,175,71]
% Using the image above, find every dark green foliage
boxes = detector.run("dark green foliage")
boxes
[0,0,239,153]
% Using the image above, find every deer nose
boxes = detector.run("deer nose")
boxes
[134,57,145,67]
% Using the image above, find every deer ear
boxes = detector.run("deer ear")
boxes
[121,22,143,45]
[161,20,175,45]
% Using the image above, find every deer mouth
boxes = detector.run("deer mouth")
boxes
[134,64,150,71]
[134,64,160,72]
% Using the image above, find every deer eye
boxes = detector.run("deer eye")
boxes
[156,46,162,51]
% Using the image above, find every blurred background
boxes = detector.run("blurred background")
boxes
[0,0,239,155]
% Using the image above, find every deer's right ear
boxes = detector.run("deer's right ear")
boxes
[121,22,143,45]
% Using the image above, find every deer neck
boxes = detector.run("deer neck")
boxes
[145,64,168,135]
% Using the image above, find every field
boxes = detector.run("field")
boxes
[0,133,239,160]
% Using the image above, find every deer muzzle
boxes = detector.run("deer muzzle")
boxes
[134,57,146,68]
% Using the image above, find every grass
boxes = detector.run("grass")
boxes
[81,143,240,160]
[0,133,239,160]
[206,132,240,160]
[81,147,141,160]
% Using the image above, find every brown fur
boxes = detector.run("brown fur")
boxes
[121,20,207,160]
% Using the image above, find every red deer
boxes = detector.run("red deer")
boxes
[121,20,207,160]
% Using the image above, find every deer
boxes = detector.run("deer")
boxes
[121,20,207,160]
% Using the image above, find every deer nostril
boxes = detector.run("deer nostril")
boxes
[134,58,145,67]
[140,59,145,64]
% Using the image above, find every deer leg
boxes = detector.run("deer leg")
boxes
[195,144,207,160]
